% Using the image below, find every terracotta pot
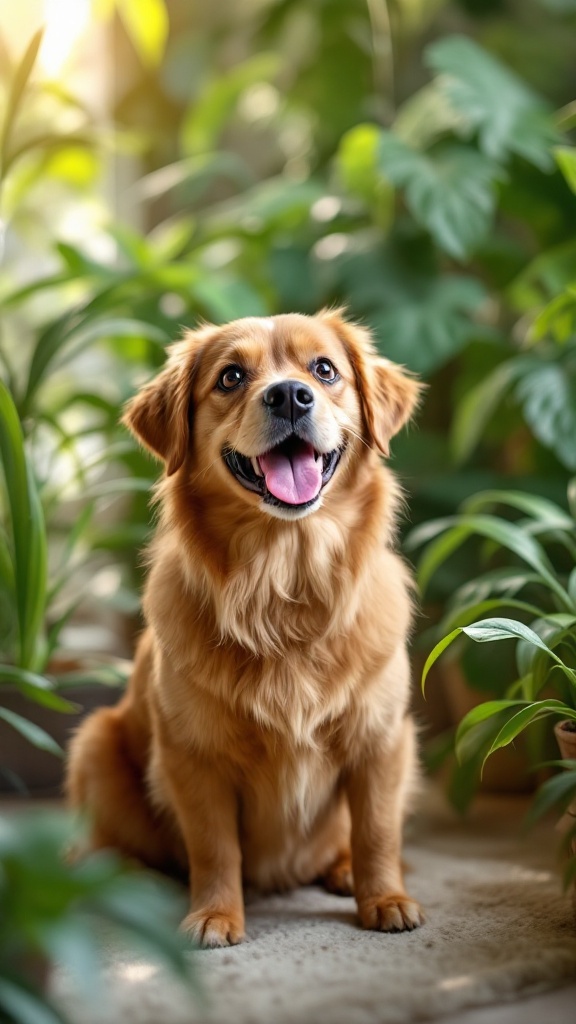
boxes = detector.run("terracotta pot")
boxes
[555,719,576,761]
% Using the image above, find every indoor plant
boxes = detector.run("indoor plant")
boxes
[409,486,576,882]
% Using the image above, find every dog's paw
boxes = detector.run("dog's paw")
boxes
[323,853,354,896]
[182,910,245,949]
[358,893,424,933]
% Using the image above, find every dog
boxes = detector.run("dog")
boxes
[66,309,424,947]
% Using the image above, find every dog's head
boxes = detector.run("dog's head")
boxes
[123,311,421,521]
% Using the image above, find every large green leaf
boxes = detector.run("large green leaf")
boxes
[371,274,486,375]
[378,133,501,259]
[515,361,576,471]
[0,381,47,668]
[426,35,558,169]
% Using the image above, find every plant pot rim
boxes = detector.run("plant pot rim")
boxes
[555,719,576,735]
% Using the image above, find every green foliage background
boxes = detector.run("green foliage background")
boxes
[0,0,576,761]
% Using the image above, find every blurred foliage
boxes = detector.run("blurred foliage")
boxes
[0,0,575,765]
[409,485,576,810]
[0,811,197,1024]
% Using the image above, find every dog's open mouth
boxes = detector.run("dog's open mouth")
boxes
[223,435,344,510]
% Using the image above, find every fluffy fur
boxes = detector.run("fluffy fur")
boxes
[66,309,425,947]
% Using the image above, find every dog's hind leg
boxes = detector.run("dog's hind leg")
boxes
[322,848,354,896]
[66,703,184,873]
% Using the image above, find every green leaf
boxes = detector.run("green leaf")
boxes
[0,708,62,756]
[485,700,576,763]
[25,311,168,408]
[527,768,576,826]
[0,665,78,712]
[463,616,564,649]
[455,699,531,760]
[421,628,462,693]
[378,133,501,259]
[426,35,558,169]
[116,0,169,67]
[515,362,576,471]
[515,615,576,679]
[0,381,47,668]
[555,146,576,193]
[569,567,576,606]
[439,597,544,636]
[371,274,487,376]
[461,489,574,528]
[531,288,576,343]
[415,514,571,607]
[450,357,538,463]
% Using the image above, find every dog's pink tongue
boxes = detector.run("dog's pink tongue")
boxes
[259,443,321,505]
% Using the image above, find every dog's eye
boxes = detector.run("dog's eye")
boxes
[218,365,245,391]
[312,358,339,384]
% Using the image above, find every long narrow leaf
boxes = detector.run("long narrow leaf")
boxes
[417,513,571,607]
[484,700,576,765]
[439,597,544,635]
[525,765,576,825]
[0,707,62,756]
[0,381,47,668]
[421,628,462,693]
[455,698,531,757]
[461,489,574,528]
[0,665,78,712]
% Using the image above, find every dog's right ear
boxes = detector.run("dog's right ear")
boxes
[122,328,210,476]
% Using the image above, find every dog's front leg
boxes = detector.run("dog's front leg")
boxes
[160,738,245,948]
[347,713,424,933]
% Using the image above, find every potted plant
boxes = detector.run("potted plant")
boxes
[409,486,576,885]
[0,810,197,1022]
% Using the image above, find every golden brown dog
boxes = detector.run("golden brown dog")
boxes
[66,309,424,946]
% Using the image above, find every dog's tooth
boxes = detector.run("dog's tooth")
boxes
[252,457,263,477]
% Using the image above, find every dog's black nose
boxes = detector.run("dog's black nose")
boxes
[263,380,315,423]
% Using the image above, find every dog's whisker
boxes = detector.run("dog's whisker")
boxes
[341,423,371,450]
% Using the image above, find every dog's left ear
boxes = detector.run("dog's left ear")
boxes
[122,328,210,476]
[320,310,423,457]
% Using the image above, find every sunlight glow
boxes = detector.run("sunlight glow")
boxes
[40,0,91,74]
[118,962,159,983]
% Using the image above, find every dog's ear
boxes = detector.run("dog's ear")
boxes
[122,328,209,476]
[320,310,423,457]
